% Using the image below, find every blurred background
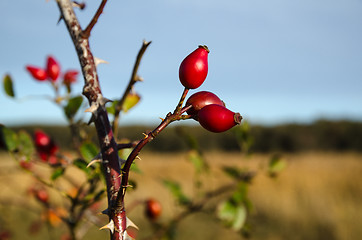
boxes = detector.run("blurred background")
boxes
[1,1,362,240]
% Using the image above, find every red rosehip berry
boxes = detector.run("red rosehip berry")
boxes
[63,70,78,85]
[34,130,51,148]
[34,130,58,163]
[46,56,60,82]
[35,188,49,204]
[145,199,162,220]
[26,66,47,81]
[179,45,209,89]
[198,104,242,133]
[186,91,224,117]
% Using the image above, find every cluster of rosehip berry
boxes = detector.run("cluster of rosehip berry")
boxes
[179,45,242,132]
[33,130,59,166]
[26,55,78,90]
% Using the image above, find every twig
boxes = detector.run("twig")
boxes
[82,0,107,39]
[112,40,152,138]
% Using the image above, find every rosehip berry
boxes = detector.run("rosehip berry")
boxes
[63,70,78,85]
[35,188,49,204]
[179,45,209,89]
[186,91,224,117]
[34,130,58,162]
[34,130,51,148]
[46,56,60,81]
[198,104,242,133]
[26,66,47,81]
[145,199,162,220]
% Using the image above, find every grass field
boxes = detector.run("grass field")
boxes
[0,151,361,239]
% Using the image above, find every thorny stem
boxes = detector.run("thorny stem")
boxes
[117,89,191,205]
[56,1,122,239]
[112,40,152,139]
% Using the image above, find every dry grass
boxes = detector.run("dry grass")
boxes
[0,151,361,239]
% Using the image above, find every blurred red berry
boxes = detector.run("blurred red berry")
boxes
[33,130,58,163]
[35,188,49,204]
[26,66,47,81]
[145,199,162,220]
[63,70,78,85]
[179,45,209,89]
[46,56,60,81]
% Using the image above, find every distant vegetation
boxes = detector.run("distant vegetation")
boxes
[2,119,362,153]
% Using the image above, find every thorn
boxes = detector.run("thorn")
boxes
[100,96,112,107]
[101,208,109,215]
[159,117,164,121]
[85,103,98,114]
[126,217,139,230]
[57,15,63,25]
[72,1,86,9]
[135,75,143,82]
[87,115,95,125]
[135,156,142,161]
[142,132,148,138]
[94,57,109,66]
[86,158,102,168]
[99,219,114,234]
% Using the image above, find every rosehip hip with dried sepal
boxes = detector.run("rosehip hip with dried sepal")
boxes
[198,104,242,133]
[186,91,224,117]
[46,56,60,82]
[26,66,47,81]
[179,45,209,89]
[145,199,162,220]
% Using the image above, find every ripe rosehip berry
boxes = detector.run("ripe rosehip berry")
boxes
[145,199,162,220]
[198,104,242,133]
[34,130,58,162]
[34,130,51,148]
[35,188,49,204]
[179,45,209,89]
[26,66,47,81]
[46,56,60,81]
[186,91,224,117]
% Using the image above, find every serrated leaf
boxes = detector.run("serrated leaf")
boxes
[18,131,35,160]
[218,200,247,231]
[162,180,190,206]
[122,93,140,113]
[79,142,98,162]
[64,95,83,119]
[51,168,65,180]
[268,155,286,177]
[0,126,18,152]
[3,74,15,97]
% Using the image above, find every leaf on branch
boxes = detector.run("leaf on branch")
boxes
[3,74,15,98]
[51,167,65,181]
[217,200,247,231]
[162,179,190,206]
[122,93,141,113]
[268,154,286,177]
[80,141,98,162]
[17,130,35,160]
[0,125,18,152]
[64,95,83,119]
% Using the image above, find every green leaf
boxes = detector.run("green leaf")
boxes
[79,142,98,162]
[17,131,35,160]
[73,158,91,175]
[162,180,190,206]
[268,155,286,177]
[64,95,83,119]
[51,168,65,181]
[106,100,118,115]
[122,93,140,113]
[187,150,208,173]
[0,125,18,152]
[3,74,15,97]
[218,200,247,231]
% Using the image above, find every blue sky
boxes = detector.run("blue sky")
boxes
[1,0,362,126]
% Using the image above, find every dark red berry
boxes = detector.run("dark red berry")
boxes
[186,91,224,117]
[46,56,60,81]
[145,199,162,220]
[34,130,58,163]
[63,70,78,85]
[179,45,209,89]
[198,104,242,133]
[26,66,47,81]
